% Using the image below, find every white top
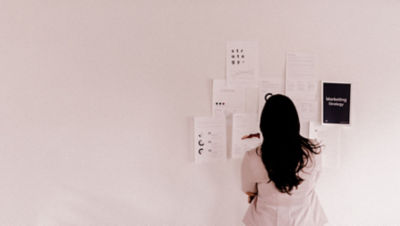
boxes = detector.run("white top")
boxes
[241,147,328,226]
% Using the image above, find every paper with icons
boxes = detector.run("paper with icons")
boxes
[194,116,227,163]
[226,41,259,86]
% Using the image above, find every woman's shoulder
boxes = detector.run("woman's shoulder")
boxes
[243,146,269,181]
[243,147,264,169]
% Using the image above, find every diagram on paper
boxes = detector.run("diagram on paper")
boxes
[226,41,259,85]
[194,116,227,162]
[212,80,246,116]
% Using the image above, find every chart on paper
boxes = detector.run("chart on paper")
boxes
[226,41,259,86]
[194,116,227,162]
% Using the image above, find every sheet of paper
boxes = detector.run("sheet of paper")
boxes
[285,52,320,132]
[322,82,351,125]
[296,99,319,137]
[194,116,227,163]
[212,79,246,116]
[245,87,259,114]
[226,41,259,86]
[231,113,261,158]
[295,99,319,121]
[285,52,318,100]
[309,122,341,168]
[258,78,284,115]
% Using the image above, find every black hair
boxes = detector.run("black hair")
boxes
[259,94,320,195]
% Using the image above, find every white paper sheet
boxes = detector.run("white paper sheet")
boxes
[245,87,259,114]
[231,113,261,158]
[258,78,284,115]
[309,122,341,168]
[194,116,227,163]
[296,99,319,137]
[212,79,246,116]
[295,99,319,121]
[226,41,259,86]
[285,52,320,131]
[285,52,318,100]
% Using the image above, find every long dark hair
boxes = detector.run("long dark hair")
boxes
[259,94,320,195]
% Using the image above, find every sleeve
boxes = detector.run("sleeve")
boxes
[241,151,258,193]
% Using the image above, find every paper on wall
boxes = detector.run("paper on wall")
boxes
[194,116,227,163]
[285,52,320,133]
[322,82,351,125]
[245,86,259,114]
[297,99,319,137]
[226,41,259,86]
[231,113,261,158]
[212,79,246,116]
[309,122,341,168]
[295,99,319,121]
[285,52,318,100]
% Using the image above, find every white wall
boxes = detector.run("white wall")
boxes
[1,0,400,225]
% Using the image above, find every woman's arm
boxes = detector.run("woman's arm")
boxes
[241,151,258,202]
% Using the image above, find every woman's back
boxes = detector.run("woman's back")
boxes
[241,147,327,226]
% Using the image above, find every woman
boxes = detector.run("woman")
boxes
[241,94,327,226]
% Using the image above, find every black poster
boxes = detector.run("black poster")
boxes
[323,82,351,125]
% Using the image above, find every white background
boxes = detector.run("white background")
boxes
[1,0,400,225]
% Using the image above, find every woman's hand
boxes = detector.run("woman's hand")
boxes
[241,133,261,140]
[246,192,257,203]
